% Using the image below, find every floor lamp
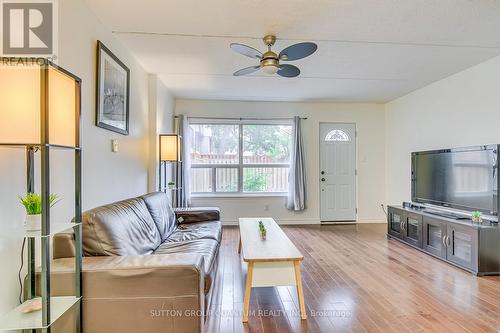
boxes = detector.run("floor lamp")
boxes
[0,60,83,331]
[159,134,181,207]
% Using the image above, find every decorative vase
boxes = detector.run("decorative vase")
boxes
[168,184,175,190]
[472,216,482,223]
[25,214,41,231]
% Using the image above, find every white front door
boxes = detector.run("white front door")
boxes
[319,123,357,222]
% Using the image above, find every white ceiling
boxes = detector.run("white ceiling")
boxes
[85,0,500,102]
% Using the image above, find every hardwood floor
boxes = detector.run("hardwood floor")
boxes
[206,224,500,333]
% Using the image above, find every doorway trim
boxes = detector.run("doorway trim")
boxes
[319,122,358,223]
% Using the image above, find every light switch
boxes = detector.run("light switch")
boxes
[111,139,118,152]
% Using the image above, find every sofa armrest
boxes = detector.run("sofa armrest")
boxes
[174,207,220,224]
[53,231,75,259]
[37,253,206,333]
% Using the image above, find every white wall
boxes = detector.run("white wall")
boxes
[148,75,175,192]
[386,54,500,205]
[175,99,386,225]
[59,0,151,209]
[0,0,171,320]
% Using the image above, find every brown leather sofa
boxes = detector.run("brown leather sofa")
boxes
[46,192,222,333]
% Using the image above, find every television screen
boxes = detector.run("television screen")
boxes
[412,146,498,214]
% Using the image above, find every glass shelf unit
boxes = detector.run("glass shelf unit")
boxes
[0,59,83,332]
[25,223,81,238]
[0,143,80,150]
[160,187,183,191]
[0,296,80,330]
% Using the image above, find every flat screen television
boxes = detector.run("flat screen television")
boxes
[411,145,499,215]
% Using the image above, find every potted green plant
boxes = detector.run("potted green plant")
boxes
[167,181,176,190]
[258,221,267,240]
[471,211,482,223]
[19,193,59,231]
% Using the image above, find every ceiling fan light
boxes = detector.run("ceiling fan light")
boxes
[262,64,279,75]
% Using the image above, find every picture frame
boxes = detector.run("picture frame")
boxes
[96,40,130,135]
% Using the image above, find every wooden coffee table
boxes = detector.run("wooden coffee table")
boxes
[238,217,306,322]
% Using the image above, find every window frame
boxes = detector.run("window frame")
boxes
[189,121,292,197]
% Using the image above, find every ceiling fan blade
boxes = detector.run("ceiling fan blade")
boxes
[230,43,263,59]
[277,64,300,78]
[279,42,318,61]
[233,65,261,76]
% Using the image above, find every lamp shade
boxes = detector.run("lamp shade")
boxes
[160,134,180,161]
[0,61,80,147]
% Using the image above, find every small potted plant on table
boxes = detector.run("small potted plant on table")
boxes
[471,211,482,223]
[167,181,176,190]
[19,193,59,231]
[258,221,267,240]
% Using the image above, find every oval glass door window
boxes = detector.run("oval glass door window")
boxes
[325,129,350,142]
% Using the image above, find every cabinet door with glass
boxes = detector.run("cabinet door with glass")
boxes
[422,217,447,258]
[388,207,404,239]
[403,212,423,248]
[446,224,478,271]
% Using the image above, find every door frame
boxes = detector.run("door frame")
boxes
[319,122,358,223]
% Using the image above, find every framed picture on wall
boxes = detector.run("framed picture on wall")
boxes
[96,40,130,135]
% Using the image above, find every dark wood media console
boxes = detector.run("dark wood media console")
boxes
[387,205,500,275]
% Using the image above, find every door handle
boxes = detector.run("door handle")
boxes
[321,171,325,175]
[321,178,326,182]
[442,235,447,247]
[446,235,451,246]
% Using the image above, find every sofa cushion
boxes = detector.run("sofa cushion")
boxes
[141,192,177,242]
[153,239,219,293]
[166,221,222,243]
[82,198,161,256]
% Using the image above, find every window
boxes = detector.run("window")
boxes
[189,122,292,194]
[325,129,350,142]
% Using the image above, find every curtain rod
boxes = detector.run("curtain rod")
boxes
[174,116,307,120]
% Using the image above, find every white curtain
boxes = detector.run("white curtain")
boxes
[177,114,191,207]
[286,116,306,211]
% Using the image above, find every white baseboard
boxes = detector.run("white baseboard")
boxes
[221,218,320,226]
[221,217,386,226]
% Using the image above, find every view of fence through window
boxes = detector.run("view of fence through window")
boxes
[190,123,292,193]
